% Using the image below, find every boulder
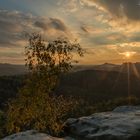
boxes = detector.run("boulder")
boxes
[2,130,70,140]
[65,106,140,140]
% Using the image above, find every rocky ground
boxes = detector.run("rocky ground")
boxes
[2,130,69,140]
[3,106,140,140]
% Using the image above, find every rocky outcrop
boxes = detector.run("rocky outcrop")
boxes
[65,106,140,140]
[2,130,67,140]
[3,106,140,140]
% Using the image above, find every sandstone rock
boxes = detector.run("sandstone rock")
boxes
[65,106,140,140]
[2,130,67,140]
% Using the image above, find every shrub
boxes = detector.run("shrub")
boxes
[6,92,77,136]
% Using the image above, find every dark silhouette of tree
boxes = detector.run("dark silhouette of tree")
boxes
[25,33,84,94]
[6,33,84,136]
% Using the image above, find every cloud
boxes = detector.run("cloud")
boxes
[81,25,107,34]
[0,10,72,63]
[85,0,140,21]
[34,18,67,31]
[57,0,79,12]
[130,32,140,42]
[119,51,136,57]
[0,10,71,48]
[0,1,140,64]
[80,30,128,47]
[0,10,33,48]
[80,0,140,33]
[55,0,140,64]
[50,18,67,31]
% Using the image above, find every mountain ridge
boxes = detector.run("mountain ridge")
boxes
[1,62,140,75]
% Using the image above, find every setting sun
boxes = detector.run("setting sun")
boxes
[120,51,136,59]
[125,52,131,58]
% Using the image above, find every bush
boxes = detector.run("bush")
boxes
[6,92,77,136]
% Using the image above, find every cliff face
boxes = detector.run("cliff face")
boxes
[3,106,140,140]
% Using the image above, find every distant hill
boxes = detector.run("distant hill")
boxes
[1,62,140,107]
[74,62,140,74]
[0,63,116,75]
[1,62,140,75]
[72,63,119,72]
[0,64,27,76]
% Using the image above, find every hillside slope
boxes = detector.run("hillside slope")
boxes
[0,64,27,76]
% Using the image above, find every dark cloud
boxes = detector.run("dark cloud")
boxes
[129,32,140,42]
[0,10,71,64]
[50,18,67,31]
[81,26,89,33]
[0,10,69,48]
[94,0,140,21]
[34,18,67,31]
[34,21,49,30]
[0,10,33,47]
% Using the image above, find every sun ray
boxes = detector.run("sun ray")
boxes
[111,64,124,90]
[127,62,131,104]
[132,63,140,79]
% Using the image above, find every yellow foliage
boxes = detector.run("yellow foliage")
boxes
[6,92,76,136]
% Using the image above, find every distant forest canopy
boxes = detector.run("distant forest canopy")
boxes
[1,64,140,108]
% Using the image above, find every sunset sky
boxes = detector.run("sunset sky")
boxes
[0,0,140,64]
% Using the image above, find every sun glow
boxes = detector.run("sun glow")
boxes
[120,51,136,59]
[125,52,131,58]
